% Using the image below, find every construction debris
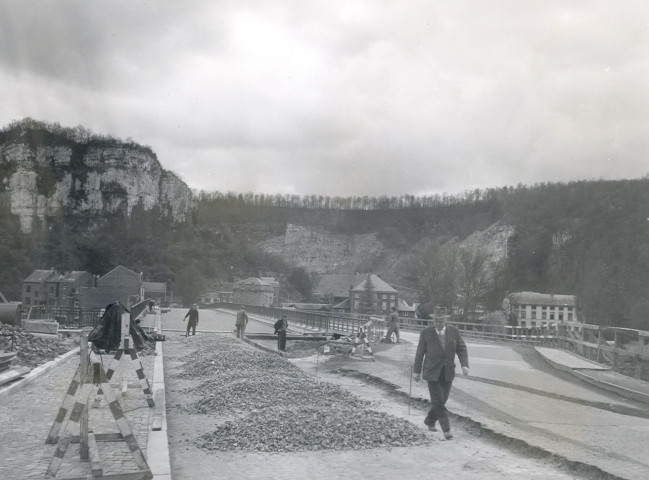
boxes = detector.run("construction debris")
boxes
[174,335,430,453]
[0,324,77,368]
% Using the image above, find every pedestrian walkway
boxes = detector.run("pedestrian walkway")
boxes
[536,345,649,404]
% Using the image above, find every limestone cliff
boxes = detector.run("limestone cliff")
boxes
[0,124,193,233]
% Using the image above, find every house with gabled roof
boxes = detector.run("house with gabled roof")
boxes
[350,274,399,316]
[22,270,62,306]
[313,273,366,306]
[22,270,95,307]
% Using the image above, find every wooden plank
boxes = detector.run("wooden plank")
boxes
[79,337,89,460]
[46,366,80,444]
[69,432,123,443]
[0,366,30,386]
[88,432,104,477]
[152,389,165,431]
[45,382,95,478]
[55,470,152,480]
[0,351,16,361]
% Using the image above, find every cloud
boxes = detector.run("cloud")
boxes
[1,0,649,197]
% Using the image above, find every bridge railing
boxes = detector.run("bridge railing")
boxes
[214,303,385,341]
[211,302,649,381]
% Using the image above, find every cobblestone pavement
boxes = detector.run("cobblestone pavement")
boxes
[164,334,589,480]
[0,349,155,479]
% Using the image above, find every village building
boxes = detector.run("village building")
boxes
[22,270,95,307]
[350,274,399,316]
[507,291,579,328]
[21,266,151,310]
[232,277,278,307]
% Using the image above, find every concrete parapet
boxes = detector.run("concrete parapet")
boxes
[24,320,59,335]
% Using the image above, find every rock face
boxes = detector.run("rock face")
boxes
[0,139,193,233]
[260,224,386,275]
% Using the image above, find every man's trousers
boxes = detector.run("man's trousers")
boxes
[425,368,453,432]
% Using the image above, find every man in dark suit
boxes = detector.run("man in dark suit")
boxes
[183,304,199,337]
[413,307,469,440]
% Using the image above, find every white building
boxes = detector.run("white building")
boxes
[507,292,578,328]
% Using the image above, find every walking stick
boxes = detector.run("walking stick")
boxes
[409,366,413,415]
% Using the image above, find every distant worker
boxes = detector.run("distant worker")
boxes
[235,305,249,339]
[413,307,469,440]
[183,304,199,337]
[350,321,375,360]
[274,314,288,351]
[385,306,401,343]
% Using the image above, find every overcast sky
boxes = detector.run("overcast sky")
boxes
[1,1,648,198]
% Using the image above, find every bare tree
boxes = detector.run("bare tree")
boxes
[457,247,490,322]
[415,244,459,316]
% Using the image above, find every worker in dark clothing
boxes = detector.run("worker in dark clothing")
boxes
[274,314,288,351]
[235,306,248,339]
[183,304,199,337]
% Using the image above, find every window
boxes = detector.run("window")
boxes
[382,302,387,310]
[518,306,526,319]
[567,311,573,321]
[391,295,396,299]
[24,298,31,305]
[26,285,31,292]
[354,301,360,309]
[50,286,54,293]
[549,309,555,321]
[531,309,537,320]
[382,294,387,299]
[354,293,359,299]
[542,308,547,320]
[558,310,564,321]
[35,291,39,297]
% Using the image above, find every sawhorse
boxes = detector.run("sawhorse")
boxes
[45,334,152,479]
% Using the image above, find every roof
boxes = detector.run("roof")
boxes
[24,270,60,283]
[100,265,140,279]
[234,277,274,287]
[350,274,398,293]
[508,292,577,307]
[61,271,92,282]
[259,277,279,286]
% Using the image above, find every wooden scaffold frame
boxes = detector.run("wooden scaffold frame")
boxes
[44,325,154,479]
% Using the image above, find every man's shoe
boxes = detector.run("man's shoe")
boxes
[443,431,453,440]
[427,425,437,432]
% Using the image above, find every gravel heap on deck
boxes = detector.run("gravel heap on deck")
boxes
[0,324,77,368]
[175,335,430,453]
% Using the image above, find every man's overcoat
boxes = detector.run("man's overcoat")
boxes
[413,325,469,381]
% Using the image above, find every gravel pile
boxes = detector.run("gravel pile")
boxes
[185,375,369,415]
[174,335,430,452]
[0,324,76,368]
[197,408,429,452]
